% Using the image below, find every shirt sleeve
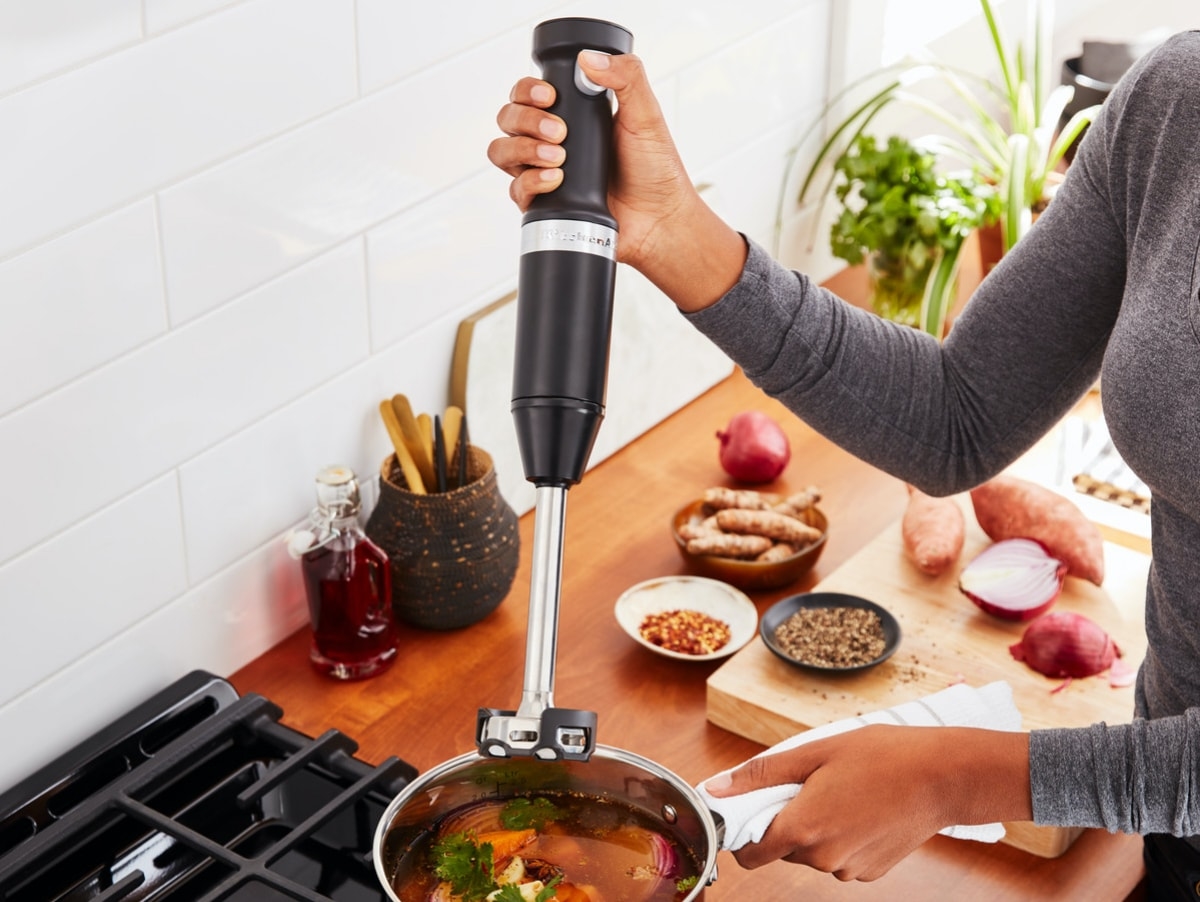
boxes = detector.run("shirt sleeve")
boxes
[1031,711,1200,835]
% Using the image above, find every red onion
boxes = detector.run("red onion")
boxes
[649,829,680,879]
[716,411,790,483]
[958,538,1066,620]
[1009,611,1121,678]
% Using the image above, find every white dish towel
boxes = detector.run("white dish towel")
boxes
[697,681,1023,851]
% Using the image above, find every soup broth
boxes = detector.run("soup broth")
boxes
[390,792,701,901]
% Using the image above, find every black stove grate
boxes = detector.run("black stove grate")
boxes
[0,671,416,901]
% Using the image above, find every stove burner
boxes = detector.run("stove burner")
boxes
[0,671,416,901]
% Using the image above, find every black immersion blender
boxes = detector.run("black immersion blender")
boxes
[477,17,632,762]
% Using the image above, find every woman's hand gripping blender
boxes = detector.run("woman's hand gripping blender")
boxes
[489,48,748,314]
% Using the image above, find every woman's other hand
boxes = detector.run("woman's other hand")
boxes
[705,724,1032,881]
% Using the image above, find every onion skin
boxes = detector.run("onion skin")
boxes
[716,411,791,483]
[1108,656,1137,687]
[959,538,1067,621]
[1009,611,1121,678]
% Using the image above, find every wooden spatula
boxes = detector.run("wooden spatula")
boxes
[391,394,436,490]
[378,400,426,494]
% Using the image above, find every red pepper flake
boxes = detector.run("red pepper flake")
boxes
[638,609,731,655]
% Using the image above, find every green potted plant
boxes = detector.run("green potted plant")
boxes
[785,0,1102,270]
[830,133,999,335]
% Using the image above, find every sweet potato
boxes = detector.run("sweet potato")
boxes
[474,828,536,862]
[901,484,965,576]
[969,474,1105,585]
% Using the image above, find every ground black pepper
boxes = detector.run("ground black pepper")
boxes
[773,606,886,668]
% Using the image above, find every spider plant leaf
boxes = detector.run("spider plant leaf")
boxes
[919,239,965,339]
[892,92,1007,174]
[910,134,994,173]
[979,0,1017,114]
[1015,79,1036,140]
[1028,0,1055,123]
[1045,103,1103,171]
[789,96,897,253]
[1015,44,1028,99]
[1040,84,1076,134]
[921,65,1011,152]
[1003,133,1032,251]
[796,81,905,203]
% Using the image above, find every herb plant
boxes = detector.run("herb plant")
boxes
[830,133,998,333]
[782,0,1101,284]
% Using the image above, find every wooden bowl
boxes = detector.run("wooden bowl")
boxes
[671,499,828,591]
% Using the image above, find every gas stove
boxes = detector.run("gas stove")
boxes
[0,671,416,901]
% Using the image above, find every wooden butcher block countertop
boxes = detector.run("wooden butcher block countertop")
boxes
[707,496,1151,858]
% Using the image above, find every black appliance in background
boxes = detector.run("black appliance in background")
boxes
[0,670,417,901]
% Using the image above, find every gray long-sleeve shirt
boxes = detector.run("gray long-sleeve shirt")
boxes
[685,31,1200,837]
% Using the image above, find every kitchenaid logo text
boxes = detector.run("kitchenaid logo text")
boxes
[520,219,617,260]
[536,225,612,248]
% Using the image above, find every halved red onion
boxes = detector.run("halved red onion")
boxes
[649,830,680,879]
[595,826,682,901]
[959,538,1067,620]
[436,799,505,836]
[1009,611,1121,678]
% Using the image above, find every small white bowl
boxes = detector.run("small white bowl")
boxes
[614,576,758,661]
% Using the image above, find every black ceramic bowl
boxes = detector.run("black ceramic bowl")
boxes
[760,591,901,673]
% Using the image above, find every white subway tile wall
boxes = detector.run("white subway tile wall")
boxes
[0,0,1184,790]
[0,200,165,416]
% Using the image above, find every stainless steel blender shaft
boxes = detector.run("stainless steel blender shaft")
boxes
[476,485,596,760]
[518,484,567,717]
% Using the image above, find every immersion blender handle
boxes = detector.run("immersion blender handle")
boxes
[512,17,633,488]
[525,18,630,228]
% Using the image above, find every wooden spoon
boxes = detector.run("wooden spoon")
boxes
[378,401,426,494]
[442,405,463,485]
[391,394,436,490]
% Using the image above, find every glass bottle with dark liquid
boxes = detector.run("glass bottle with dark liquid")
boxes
[296,465,398,679]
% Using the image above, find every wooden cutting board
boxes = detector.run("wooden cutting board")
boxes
[706,498,1151,858]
